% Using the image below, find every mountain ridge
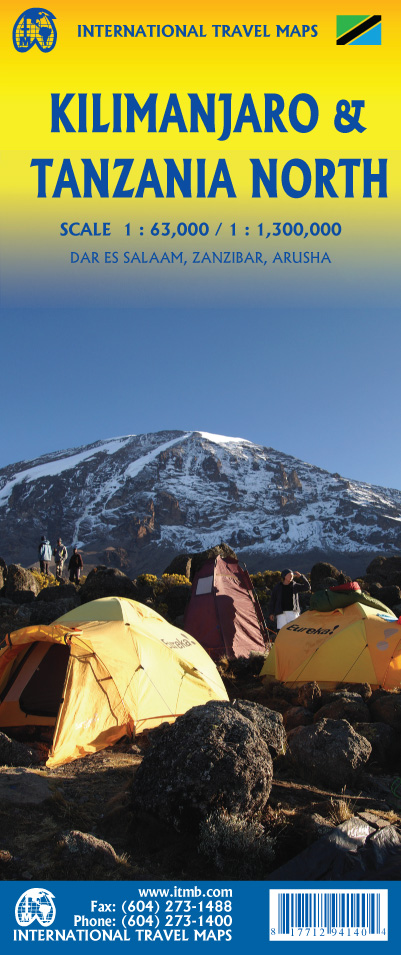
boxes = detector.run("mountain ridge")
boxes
[0,430,400,575]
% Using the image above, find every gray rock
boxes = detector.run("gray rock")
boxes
[355,722,398,769]
[132,700,273,828]
[369,693,401,731]
[310,562,344,592]
[0,731,37,767]
[296,682,322,710]
[79,567,139,604]
[339,682,372,701]
[365,556,401,587]
[36,584,77,603]
[188,543,238,581]
[314,693,370,725]
[284,706,314,731]
[0,605,36,642]
[232,699,286,755]
[288,718,372,790]
[0,597,19,614]
[162,555,192,579]
[60,830,119,867]
[7,603,32,623]
[0,768,53,804]
[29,597,80,625]
[4,565,40,604]
[369,584,401,609]
[101,547,130,571]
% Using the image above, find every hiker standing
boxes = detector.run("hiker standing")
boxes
[269,569,310,631]
[38,535,52,575]
[68,546,83,584]
[53,538,68,580]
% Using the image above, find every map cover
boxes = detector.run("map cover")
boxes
[0,0,400,950]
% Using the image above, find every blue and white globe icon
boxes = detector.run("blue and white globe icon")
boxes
[13,8,57,52]
[15,889,56,927]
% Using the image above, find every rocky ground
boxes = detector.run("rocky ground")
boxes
[1,669,401,882]
[1,549,401,882]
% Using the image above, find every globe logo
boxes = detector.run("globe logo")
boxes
[15,889,56,927]
[13,8,57,52]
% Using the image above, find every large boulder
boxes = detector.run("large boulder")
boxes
[232,699,286,755]
[131,700,273,829]
[60,831,120,868]
[288,718,372,790]
[0,732,37,767]
[369,692,401,731]
[79,567,139,604]
[369,584,401,610]
[0,768,53,804]
[101,547,130,571]
[162,554,192,579]
[3,565,40,604]
[310,562,346,593]
[296,681,322,711]
[169,543,239,582]
[339,682,372,702]
[355,722,399,770]
[0,598,16,617]
[28,597,80,626]
[0,605,33,640]
[283,706,314,731]
[313,692,370,725]
[36,584,77,602]
[163,543,238,581]
[365,556,401,588]
[190,543,238,581]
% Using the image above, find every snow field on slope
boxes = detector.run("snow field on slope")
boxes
[0,437,133,507]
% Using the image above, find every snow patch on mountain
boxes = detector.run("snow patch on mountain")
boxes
[0,436,132,508]
[198,432,252,446]
[124,432,192,480]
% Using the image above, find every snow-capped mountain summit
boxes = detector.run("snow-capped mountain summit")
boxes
[0,430,400,574]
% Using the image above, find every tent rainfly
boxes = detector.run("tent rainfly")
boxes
[260,601,401,689]
[183,556,268,659]
[0,596,228,767]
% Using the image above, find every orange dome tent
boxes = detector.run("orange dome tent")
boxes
[260,602,401,689]
[0,597,228,767]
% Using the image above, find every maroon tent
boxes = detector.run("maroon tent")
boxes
[183,556,268,660]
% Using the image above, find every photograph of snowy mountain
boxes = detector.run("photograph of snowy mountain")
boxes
[1,430,400,575]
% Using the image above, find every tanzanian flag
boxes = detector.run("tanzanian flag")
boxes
[336,15,382,44]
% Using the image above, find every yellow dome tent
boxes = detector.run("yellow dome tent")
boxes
[0,597,228,767]
[260,602,401,689]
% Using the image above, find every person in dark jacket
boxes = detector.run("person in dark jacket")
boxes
[68,546,83,584]
[269,569,310,631]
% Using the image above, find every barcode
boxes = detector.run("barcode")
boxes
[269,890,388,941]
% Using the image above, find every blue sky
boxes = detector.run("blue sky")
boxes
[1,305,400,490]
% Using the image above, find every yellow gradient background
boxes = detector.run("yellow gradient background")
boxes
[1,0,400,307]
